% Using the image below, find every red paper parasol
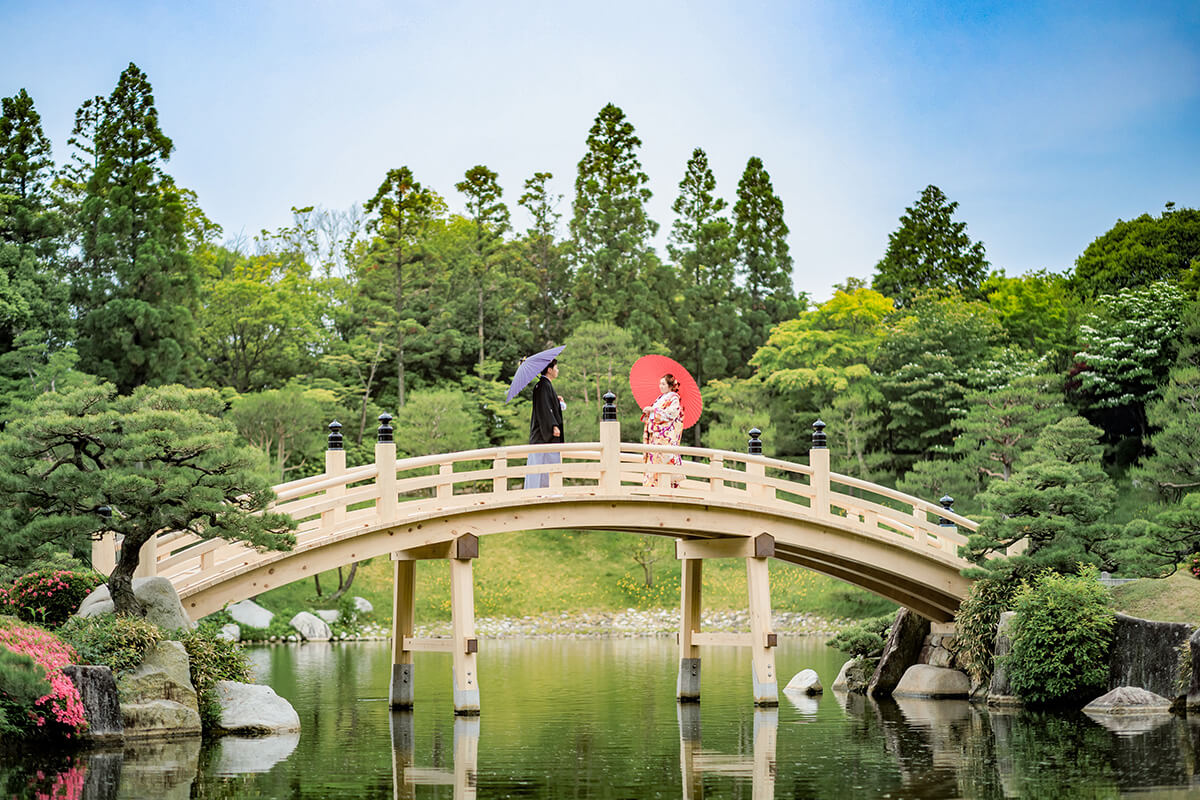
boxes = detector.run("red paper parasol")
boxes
[629,355,703,429]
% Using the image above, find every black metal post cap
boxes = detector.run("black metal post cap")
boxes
[811,419,827,449]
[748,427,763,455]
[327,420,344,450]
[602,391,617,421]
[938,495,955,526]
[377,413,394,443]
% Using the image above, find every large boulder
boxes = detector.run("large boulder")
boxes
[62,664,123,742]
[290,611,332,641]
[832,657,876,694]
[77,577,195,632]
[918,623,958,669]
[784,668,822,695]
[1108,613,1193,705]
[315,609,341,624]
[217,623,241,642]
[893,664,970,698]
[987,612,1020,707]
[228,599,275,629]
[212,681,300,735]
[353,596,373,614]
[868,608,930,698]
[117,640,201,739]
[1084,686,1173,715]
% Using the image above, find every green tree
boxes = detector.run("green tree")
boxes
[0,383,295,616]
[1071,204,1200,297]
[1129,365,1200,501]
[733,156,799,361]
[456,165,512,368]
[230,385,338,482]
[871,185,989,309]
[0,89,72,414]
[1120,493,1200,578]
[569,103,664,341]
[817,381,889,480]
[967,416,1116,575]
[1071,281,1187,452]
[517,172,571,348]
[71,63,201,392]
[702,377,772,454]
[392,388,484,457]
[555,321,649,442]
[667,148,750,442]
[983,270,1080,371]
[363,166,442,407]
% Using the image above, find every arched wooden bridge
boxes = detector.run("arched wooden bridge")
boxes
[95,402,1013,713]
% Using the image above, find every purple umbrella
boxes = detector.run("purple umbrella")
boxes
[505,345,565,402]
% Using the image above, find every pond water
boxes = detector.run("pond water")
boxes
[5,637,1200,798]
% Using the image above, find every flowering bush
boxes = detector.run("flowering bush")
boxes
[0,570,104,629]
[0,617,87,737]
[59,614,161,675]
[1188,553,1200,579]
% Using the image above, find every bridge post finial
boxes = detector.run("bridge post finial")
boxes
[377,413,394,443]
[747,427,763,455]
[327,420,344,450]
[939,495,956,527]
[602,392,617,422]
[811,419,827,449]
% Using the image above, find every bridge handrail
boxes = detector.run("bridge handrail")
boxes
[828,472,979,531]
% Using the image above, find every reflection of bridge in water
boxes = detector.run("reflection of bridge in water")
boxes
[98,395,1021,713]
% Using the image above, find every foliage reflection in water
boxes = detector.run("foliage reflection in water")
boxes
[2,638,1200,797]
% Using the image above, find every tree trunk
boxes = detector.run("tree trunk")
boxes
[109,535,147,617]
[313,574,323,597]
[478,284,485,368]
[328,562,359,602]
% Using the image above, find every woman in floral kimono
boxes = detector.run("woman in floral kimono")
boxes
[641,374,684,488]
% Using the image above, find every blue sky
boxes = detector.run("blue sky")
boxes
[2,0,1197,302]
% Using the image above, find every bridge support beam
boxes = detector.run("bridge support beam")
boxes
[675,534,778,706]
[390,559,416,709]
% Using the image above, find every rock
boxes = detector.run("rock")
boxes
[315,609,341,624]
[784,668,822,695]
[117,641,201,739]
[62,664,123,742]
[290,611,332,641]
[1189,628,1200,710]
[217,623,240,642]
[1108,613,1193,705]
[353,596,373,614]
[77,578,196,632]
[1084,686,1173,715]
[228,599,275,629]
[212,680,300,735]
[987,612,1020,707]
[832,657,876,694]
[893,664,970,698]
[868,607,930,698]
[918,623,959,669]
[211,732,300,775]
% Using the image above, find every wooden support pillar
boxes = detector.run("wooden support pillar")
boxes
[133,534,157,578]
[450,549,480,714]
[323,425,347,534]
[809,425,830,517]
[746,555,778,706]
[92,531,116,577]
[390,559,416,708]
[377,414,399,522]
[677,557,702,701]
[599,413,620,493]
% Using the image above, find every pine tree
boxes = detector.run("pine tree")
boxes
[733,156,798,363]
[71,64,200,392]
[0,89,72,408]
[569,103,661,336]
[518,172,570,348]
[364,166,440,407]
[871,184,989,308]
[666,148,748,442]
[455,165,511,367]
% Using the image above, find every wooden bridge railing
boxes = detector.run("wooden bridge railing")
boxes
[98,402,1008,594]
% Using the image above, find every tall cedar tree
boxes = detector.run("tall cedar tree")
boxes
[733,156,798,367]
[569,104,660,334]
[871,184,989,309]
[1071,204,1200,297]
[0,383,296,616]
[667,148,749,443]
[364,167,438,407]
[72,64,200,392]
[0,89,71,400]
[518,172,570,348]
[455,165,511,367]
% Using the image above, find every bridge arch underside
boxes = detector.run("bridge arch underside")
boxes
[178,498,972,623]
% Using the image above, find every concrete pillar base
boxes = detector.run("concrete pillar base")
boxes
[453,668,481,716]
[389,664,414,709]
[677,657,701,702]
[752,660,779,707]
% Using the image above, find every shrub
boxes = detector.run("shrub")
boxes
[57,614,162,675]
[0,646,52,736]
[0,617,86,737]
[954,574,1021,685]
[0,570,104,629]
[1002,565,1116,705]
[827,613,893,658]
[1188,553,1200,579]
[180,627,252,729]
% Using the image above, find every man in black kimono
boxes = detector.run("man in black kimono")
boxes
[525,359,563,489]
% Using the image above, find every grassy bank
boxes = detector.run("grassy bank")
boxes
[1111,572,1200,624]
[252,529,897,625]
